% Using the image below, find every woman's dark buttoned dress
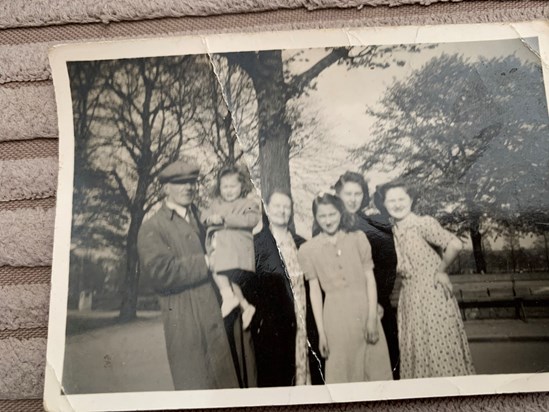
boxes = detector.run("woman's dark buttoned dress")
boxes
[355,211,400,380]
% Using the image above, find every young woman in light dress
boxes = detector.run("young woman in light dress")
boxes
[298,192,392,384]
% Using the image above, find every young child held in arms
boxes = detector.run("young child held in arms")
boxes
[202,164,261,329]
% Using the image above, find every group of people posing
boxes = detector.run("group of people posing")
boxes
[137,159,475,391]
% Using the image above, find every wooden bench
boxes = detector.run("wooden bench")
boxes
[390,273,549,322]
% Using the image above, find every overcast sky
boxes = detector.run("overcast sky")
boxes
[287,37,540,153]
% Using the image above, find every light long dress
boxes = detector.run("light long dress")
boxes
[392,213,475,379]
[298,230,393,384]
[272,228,310,385]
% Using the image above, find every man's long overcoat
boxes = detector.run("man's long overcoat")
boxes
[137,203,239,390]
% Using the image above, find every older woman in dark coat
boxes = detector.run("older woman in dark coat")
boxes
[242,190,322,386]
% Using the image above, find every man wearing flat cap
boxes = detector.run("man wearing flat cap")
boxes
[137,160,239,390]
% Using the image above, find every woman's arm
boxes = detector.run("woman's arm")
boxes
[439,238,463,273]
[354,231,380,342]
[309,278,329,358]
[435,238,463,297]
[419,215,463,296]
[365,268,379,344]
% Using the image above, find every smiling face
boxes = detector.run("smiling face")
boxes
[383,187,413,221]
[339,181,364,214]
[165,181,197,207]
[315,203,342,236]
[219,173,242,203]
[267,192,292,228]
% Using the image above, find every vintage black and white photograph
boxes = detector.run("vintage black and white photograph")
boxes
[45,22,549,411]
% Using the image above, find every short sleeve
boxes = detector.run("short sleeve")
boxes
[355,231,374,272]
[297,245,318,281]
[419,216,459,251]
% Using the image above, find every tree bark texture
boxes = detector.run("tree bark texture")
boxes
[245,51,292,199]
[468,211,487,274]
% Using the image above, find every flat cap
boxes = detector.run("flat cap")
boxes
[159,160,200,184]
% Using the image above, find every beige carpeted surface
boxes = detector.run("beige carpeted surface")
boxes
[0,0,504,29]
[1,0,548,410]
[0,158,57,201]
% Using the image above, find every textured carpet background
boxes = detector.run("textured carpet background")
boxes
[1,0,549,410]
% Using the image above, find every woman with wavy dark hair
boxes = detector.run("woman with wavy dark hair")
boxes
[334,171,400,379]
[377,180,475,379]
[298,192,392,383]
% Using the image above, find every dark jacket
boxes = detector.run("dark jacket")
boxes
[245,224,298,387]
[241,224,306,387]
[354,211,400,379]
[354,211,398,309]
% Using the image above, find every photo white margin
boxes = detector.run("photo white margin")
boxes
[45,20,549,412]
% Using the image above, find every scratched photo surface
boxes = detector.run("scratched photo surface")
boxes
[50,29,549,408]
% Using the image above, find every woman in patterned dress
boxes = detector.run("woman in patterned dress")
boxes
[298,192,392,384]
[265,190,311,385]
[377,181,475,379]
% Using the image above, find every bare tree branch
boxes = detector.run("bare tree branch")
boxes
[286,48,350,100]
[110,169,132,208]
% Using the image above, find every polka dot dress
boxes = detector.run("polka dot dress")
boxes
[392,214,475,379]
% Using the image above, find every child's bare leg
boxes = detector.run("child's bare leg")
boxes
[231,282,248,307]
[213,272,231,292]
[232,282,255,329]
[214,273,239,317]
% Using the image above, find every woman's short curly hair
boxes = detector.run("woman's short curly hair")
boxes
[374,180,417,216]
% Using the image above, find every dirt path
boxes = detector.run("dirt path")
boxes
[63,315,173,394]
[62,315,549,394]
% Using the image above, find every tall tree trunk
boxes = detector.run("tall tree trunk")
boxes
[119,212,144,322]
[544,232,549,272]
[469,210,487,274]
[248,51,292,199]
[508,228,517,273]
[119,161,150,321]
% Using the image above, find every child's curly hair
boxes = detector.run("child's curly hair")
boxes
[213,163,254,199]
